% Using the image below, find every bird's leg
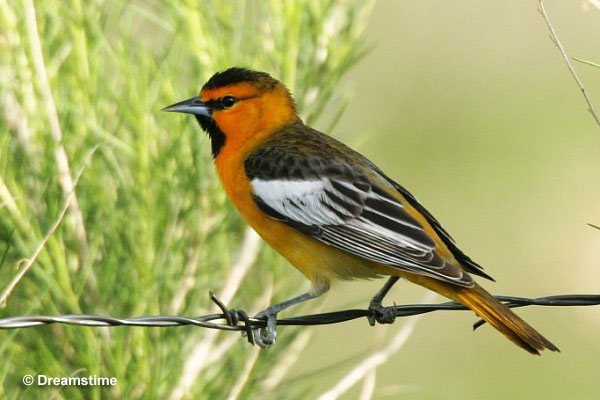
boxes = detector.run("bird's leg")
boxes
[368,276,401,326]
[253,283,328,348]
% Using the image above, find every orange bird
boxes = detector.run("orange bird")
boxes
[163,67,558,353]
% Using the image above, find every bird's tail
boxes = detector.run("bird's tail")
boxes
[453,283,559,355]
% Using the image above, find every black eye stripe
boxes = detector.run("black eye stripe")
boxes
[204,95,257,110]
[204,100,222,109]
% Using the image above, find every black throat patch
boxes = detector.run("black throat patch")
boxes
[195,115,225,158]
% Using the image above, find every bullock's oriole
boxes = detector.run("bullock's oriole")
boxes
[163,67,558,354]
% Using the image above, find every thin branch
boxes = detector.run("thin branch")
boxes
[258,294,325,394]
[225,346,261,400]
[358,370,376,400]
[259,329,314,394]
[586,0,600,11]
[202,334,240,367]
[538,0,600,128]
[214,229,262,307]
[0,146,97,308]
[572,57,600,69]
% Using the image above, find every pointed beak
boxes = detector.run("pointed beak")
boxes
[161,96,212,117]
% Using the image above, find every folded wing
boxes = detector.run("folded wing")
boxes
[250,175,474,287]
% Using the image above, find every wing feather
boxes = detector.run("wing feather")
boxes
[250,176,473,287]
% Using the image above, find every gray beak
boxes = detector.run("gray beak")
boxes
[161,96,212,117]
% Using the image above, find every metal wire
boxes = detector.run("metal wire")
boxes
[0,293,598,336]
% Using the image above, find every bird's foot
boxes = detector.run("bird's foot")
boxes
[252,307,278,348]
[367,299,397,326]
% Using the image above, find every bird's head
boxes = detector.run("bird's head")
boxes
[163,67,297,158]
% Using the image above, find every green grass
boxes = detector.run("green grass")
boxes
[0,1,374,398]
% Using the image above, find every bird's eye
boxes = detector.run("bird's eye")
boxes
[220,96,237,109]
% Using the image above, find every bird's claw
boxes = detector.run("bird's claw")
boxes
[252,308,278,348]
[367,300,397,326]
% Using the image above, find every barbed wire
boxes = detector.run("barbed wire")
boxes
[0,292,598,344]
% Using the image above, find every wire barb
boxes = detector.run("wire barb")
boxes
[0,293,597,332]
[209,291,255,345]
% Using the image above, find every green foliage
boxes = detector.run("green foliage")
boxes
[0,0,374,398]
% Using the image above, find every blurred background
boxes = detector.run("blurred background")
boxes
[0,1,599,399]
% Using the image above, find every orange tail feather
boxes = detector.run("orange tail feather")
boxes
[455,284,559,355]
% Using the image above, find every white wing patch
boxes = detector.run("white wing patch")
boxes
[251,178,432,250]
[251,178,364,225]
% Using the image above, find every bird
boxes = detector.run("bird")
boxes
[163,67,558,354]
